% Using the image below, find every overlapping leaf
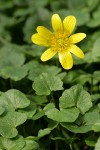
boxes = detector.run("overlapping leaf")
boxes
[0,89,30,111]
[59,84,92,114]
[32,73,63,95]
[0,111,27,138]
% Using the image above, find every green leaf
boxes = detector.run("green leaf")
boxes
[84,38,100,63]
[27,45,44,57]
[92,119,100,132]
[0,25,11,43]
[60,123,91,133]
[0,14,15,27]
[67,0,87,10]
[98,103,100,111]
[61,112,100,133]
[91,94,100,102]
[87,17,100,28]
[0,136,25,150]
[84,112,100,126]
[57,8,90,26]
[26,61,62,81]
[0,66,28,81]
[51,137,65,141]
[38,128,51,139]
[27,0,48,8]
[85,136,97,147]
[32,73,63,95]
[0,111,27,138]
[32,110,45,120]
[0,44,25,70]
[60,108,80,122]
[57,72,67,80]
[14,7,30,17]
[37,8,51,22]
[87,0,99,11]
[0,137,4,149]
[33,95,48,104]
[23,15,38,43]
[92,38,100,57]
[87,5,100,27]
[65,70,91,85]
[74,72,91,85]
[22,137,39,150]
[48,121,58,130]
[43,103,55,112]
[95,137,100,150]
[91,31,100,41]
[77,91,92,114]
[84,37,100,63]
[59,90,76,108]
[93,6,100,18]
[45,104,79,122]
[0,89,30,111]
[84,52,100,63]
[0,135,39,150]
[59,84,92,114]
[0,1,13,9]
[0,106,5,116]
[19,103,36,119]
[93,71,100,85]
[72,10,90,26]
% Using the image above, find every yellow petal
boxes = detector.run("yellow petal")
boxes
[36,26,52,39]
[63,16,76,36]
[31,33,50,46]
[41,48,57,61]
[69,45,84,58]
[69,33,86,43]
[51,14,63,32]
[58,51,73,70]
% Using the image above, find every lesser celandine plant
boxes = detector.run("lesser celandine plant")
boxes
[31,14,86,69]
[0,3,100,149]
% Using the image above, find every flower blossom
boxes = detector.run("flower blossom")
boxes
[31,14,86,69]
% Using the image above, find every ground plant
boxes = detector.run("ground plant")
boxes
[0,0,100,150]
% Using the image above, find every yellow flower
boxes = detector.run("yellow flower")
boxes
[31,14,86,70]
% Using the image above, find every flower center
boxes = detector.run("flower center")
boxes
[50,32,70,52]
